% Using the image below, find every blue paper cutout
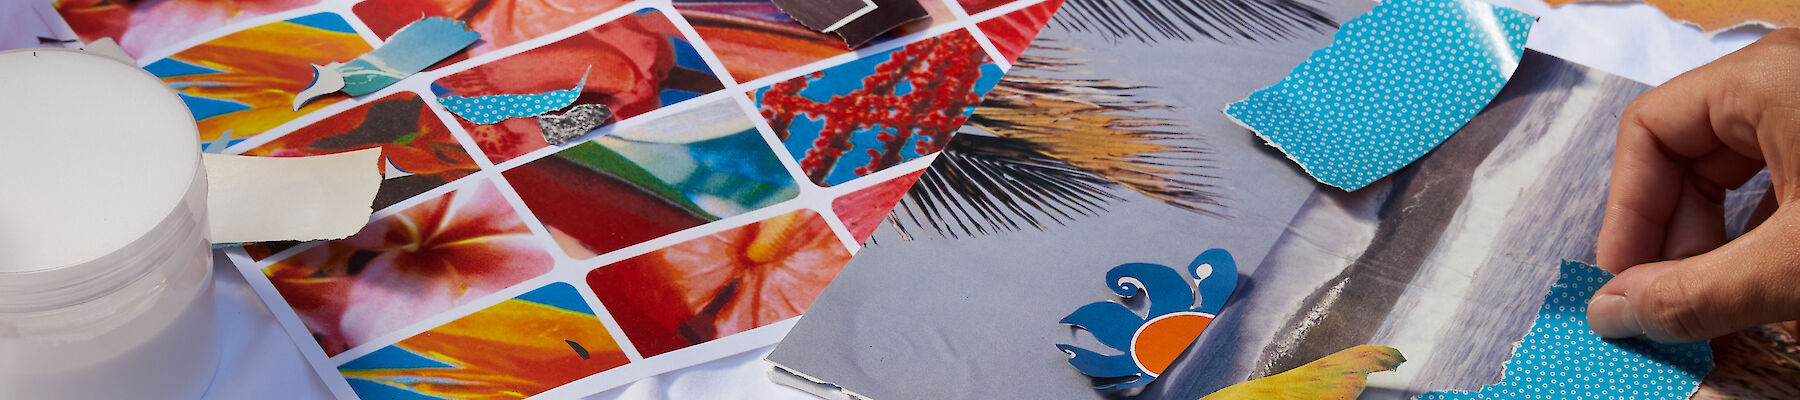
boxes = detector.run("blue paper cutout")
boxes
[1418,261,1713,399]
[1058,249,1238,390]
[293,17,479,110]
[339,17,480,96]
[437,67,590,124]
[1223,0,1535,191]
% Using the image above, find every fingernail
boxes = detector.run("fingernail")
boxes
[1588,295,1643,338]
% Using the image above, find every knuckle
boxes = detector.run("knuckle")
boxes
[1639,276,1712,341]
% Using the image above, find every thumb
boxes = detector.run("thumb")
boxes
[1587,209,1800,343]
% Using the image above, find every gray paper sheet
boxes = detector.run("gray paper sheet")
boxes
[770,0,1369,398]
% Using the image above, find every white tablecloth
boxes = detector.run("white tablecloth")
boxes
[2,0,1775,398]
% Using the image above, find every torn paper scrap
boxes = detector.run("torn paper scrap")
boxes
[339,17,478,95]
[1416,261,1713,399]
[1545,0,1798,33]
[1058,249,1238,390]
[1200,345,1403,399]
[294,17,479,110]
[202,148,382,244]
[537,103,613,145]
[835,0,930,48]
[773,0,877,33]
[81,38,134,65]
[1223,0,1534,191]
[293,63,347,111]
[437,69,588,124]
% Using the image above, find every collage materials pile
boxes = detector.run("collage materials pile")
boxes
[34,0,1798,398]
[48,0,1061,398]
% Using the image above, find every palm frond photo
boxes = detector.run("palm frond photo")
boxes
[1054,0,1336,43]
[886,46,1227,240]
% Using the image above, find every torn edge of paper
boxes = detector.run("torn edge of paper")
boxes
[438,66,590,124]
[202,148,382,244]
[1221,0,1535,191]
[767,361,874,400]
[537,103,614,145]
[1545,0,1794,36]
[1414,261,1714,399]
[294,17,478,110]
[773,0,878,33]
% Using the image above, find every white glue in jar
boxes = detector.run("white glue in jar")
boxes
[0,49,220,399]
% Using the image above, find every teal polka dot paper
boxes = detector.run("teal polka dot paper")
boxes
[1224,0,1535,191]
[1417,261,1714,400]
[438,69,588,125]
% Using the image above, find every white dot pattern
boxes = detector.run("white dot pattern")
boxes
[439,73,587,125]
[1417,261,1714,400]
[1224,0,1534,191]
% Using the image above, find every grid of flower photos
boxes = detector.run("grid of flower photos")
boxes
[52,0,1063,398]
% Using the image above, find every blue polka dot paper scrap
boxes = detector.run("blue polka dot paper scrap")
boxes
[1417,261,1714,400]
[1223,0,1535,191]
[437,67,589,125]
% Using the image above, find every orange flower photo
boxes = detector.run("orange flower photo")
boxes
[142,13,371,145]
[339,283,630,399]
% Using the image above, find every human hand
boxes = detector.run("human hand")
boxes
[1590,28,1800,343]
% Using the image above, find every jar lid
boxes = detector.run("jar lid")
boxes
[0,49,201,273]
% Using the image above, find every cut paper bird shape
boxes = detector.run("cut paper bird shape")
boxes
[294,17,479,110]
[1200,345,1405,400]
[1058,248,1238,390]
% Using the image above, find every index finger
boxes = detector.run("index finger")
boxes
[1599,51,1770,272]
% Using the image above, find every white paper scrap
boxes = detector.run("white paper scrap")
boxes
[202,148,382,243]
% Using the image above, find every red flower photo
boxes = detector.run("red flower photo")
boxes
[353,0,632,70]
[831,168,926,242]
[262,181,554,355]
[432,8,727,163]
[586,210,851,357]
[975,0,1067,63]
[673,0,957,83]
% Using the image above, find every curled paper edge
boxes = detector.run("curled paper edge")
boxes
[202,148,382,244]
[293,63,345,111]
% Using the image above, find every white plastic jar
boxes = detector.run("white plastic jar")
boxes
[0,49,220,399]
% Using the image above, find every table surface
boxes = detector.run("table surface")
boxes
[2,0,1775,398]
